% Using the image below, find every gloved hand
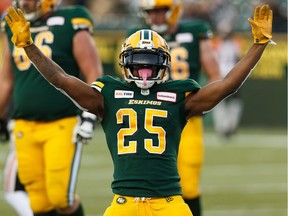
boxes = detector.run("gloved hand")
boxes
[76,111,97,144]
[5,7,33,48]
[0,119,10,142]
[248,5,274,45]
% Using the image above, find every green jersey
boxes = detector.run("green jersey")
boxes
[128,20,213,82]
[92,76,201,197]
[4,6,94,120]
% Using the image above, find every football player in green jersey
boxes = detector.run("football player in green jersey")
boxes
[127,1,221,215]
[0,0,103,215]
[5,4,273,216]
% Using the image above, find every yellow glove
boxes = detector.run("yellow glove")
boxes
[4,7,33,48]
[248,5,273,44]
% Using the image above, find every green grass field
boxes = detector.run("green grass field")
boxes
[0,127,286,216]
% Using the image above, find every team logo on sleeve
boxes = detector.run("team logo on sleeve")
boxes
[157,92,177,102]
[114,90,134,98]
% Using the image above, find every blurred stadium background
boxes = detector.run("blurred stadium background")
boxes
[0,0,287,215]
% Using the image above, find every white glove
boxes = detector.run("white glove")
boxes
[76,111,97,144]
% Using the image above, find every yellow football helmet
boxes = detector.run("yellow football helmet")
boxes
[119,29,171,89]
[14,0,62,21]
[140,0,183,34]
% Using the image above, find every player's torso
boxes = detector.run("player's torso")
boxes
[94,76,200,197]
[5,6,93,120]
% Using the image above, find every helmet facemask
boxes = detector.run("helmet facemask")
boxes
[119,30,171,89]
[121,48,169,89]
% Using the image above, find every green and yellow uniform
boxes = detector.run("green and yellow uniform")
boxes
[4,6,94,212]
[128,20,213,199]
[92,76,201,216]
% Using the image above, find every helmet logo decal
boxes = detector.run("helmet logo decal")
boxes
[139,29,154,49]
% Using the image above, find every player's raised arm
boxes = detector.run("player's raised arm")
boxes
[185,4,273,119]
[4,7,103,117]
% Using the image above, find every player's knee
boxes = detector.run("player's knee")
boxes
[182,186,200,199]
[180,174,201,199]
[47,187,67,208]
[178,158,203,167]
[56,195,81,215]
[30,195,53,213]
[181,183,200,198]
